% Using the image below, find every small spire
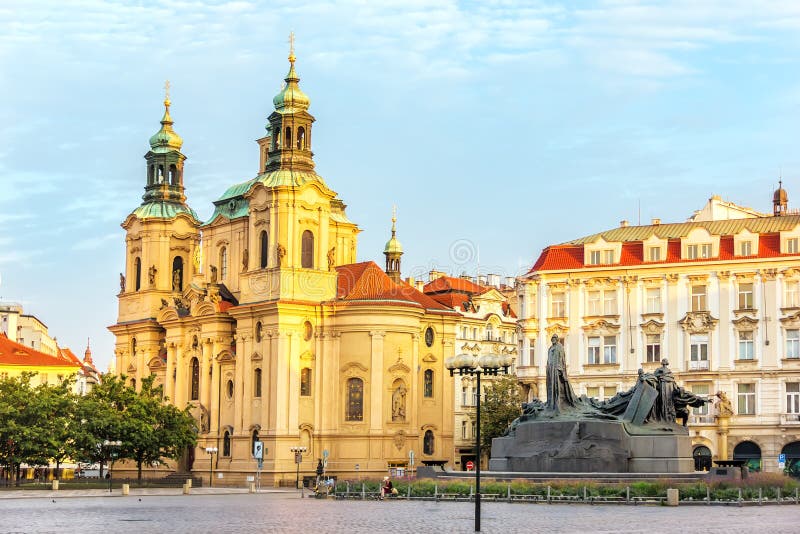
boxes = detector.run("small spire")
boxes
[164,79,171,108]
[288,31,295,64]
[84,337,94,364]
[391,205,397,236]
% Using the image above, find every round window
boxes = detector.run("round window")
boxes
[424,327,434,347]
[226,379,234,399]
[303,321,313,341]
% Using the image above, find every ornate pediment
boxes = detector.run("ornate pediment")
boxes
[422,353,438,363]
[582,319,620,335]
[216,350,235,362]
[780,310,800,328]
[687,274,709,283]
[300,350,315,362]
[583,277,617,289]
[127,363,136,373]
[678,311,718,333]
[340,361,368,374]
[147,356,165,370]
[251,351,263,361]
[640,319,665,335]
[545,322,568,338]
[783,268,800,279]
[157,307,180,323]
[732,315,759,331]
[388,358,410,374]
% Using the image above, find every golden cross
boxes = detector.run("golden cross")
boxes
[288,31,295,61]
[164,79,171,101]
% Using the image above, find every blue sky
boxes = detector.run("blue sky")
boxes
[1,0,800,371]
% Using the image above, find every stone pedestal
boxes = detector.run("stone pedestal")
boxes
[489,419,694,474]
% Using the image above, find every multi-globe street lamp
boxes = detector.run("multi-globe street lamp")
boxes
[103,440,122,493]
[445,353,512,533]
[289,446,307,497]
[205,447,218,487]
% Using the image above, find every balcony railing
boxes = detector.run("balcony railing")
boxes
[688,360,709,371]
[780,413,800,424]
[689,414,715,425]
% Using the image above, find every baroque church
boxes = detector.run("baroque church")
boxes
[110,47,459,484]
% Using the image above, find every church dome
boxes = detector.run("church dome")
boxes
[384,234,403,255]
[273,61,310,112]
[774,184,788,204]
[149,98,183,152]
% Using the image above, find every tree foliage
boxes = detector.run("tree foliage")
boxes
[480,375,523,455]
[0,373,196,483]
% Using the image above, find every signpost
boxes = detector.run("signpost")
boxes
[409,450,415,478]
[254,441,264,491]
[779,453,786,470]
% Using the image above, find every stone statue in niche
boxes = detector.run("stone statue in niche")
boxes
[148,265,157,286]
[242,248,249,271]
[392,384,407,422]
[276,243,286,267]
[327,246,336,271]
[210,265,218,284]
[119,273,125,292]
[172,269,181,291]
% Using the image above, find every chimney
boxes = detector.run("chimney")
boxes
[620,220,628,227]
[477,275,487,286]
[415,280,425,292]
[428,270,446,282]
[651,218,661,225]
[487,274,500,287]
[505,276,516,288]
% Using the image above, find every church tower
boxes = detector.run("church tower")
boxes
[112,85,201,389]
[384,208,403,283]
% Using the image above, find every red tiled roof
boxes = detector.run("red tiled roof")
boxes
[423,276,485,295]
[0,334,82,369]
[335,262,456,314]
[529,231,797,273]
[427,292,470,310]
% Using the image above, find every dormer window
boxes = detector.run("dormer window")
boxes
[687,243,712,260]
[648,246,661,262]
[588,249,614,265]
[739,241,753,256]
[788,238,799,254]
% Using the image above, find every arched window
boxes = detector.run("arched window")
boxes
[693,445,712,472]
[301,230,314,268]
[222,430,231,457]
[346,377,363,421]
[254,368,262,398]
[255,322,263,342]
[423,369,434,398]
[172,256,183,291]
[285,127,292,148]
[134,257,141,291]
[260,231,268,269]
[158,165,165,183]
[131,338,137,357]
[782,441,800,478]
[733,440,762,472]
[300,368,311,396]
[169,164,178,185]
[130,378,136,390]
[423,430,434,455]
[297,127,305,149]
[190,357,199,401]
[219,247,228,281]
[148,165,154,185]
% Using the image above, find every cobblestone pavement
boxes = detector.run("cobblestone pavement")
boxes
[0,491,797,534]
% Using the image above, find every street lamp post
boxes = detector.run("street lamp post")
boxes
[289,446,307,498]
[103,440,122,493]
[205,447,218,487]
[445,353,512,533]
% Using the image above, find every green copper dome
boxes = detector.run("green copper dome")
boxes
[149,98,183,153]
[272,60,310,113]
[384,212,403,255]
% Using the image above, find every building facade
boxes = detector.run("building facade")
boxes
[423,273,518,470]
[517,193,800,475]
[110,50,459,484]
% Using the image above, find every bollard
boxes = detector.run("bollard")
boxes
[185,478,192,489]
[407,484,411,499]
[361,482,365,500]
[547,485,551,504]
[626,486,630,504]
[51,480,59,491]
[706,486,710,505]
[777,487,781,504]
[435,483,439,499]
[796,487,799,505]
[249,482,256,494]
[738,488,743,507]
[666,488,679,507]
[758,487,762,505]
[122,484,130,496]
[183,483,191,495]
[507,483,511,502]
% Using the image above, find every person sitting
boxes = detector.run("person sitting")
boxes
[380,477,393,500]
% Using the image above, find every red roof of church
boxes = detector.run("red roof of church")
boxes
[0,333,82,369]
[335,262,458,315]
[423,276,486,295]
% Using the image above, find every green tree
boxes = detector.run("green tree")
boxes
[480,375,523,456]
[34,377,78,479]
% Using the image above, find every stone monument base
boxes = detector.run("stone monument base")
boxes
[489,419,694,474]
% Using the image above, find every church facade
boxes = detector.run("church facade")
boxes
[109,50,458,484]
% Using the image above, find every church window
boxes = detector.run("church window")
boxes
[219,247,228,280]
[222,431,231,457]
[134,257,141,291]
[169,164,178,185]
[423,369,433,398]
[172,257,183,291]
[300,368,312,396]
[285,127,292,148]
[345,377,363,421]
[423,430,434,455]
[254,368,262,398]
[190,357,199,401]
[301,230,314,268]
[425,327,434,347]
[158,165,165,183]
[130,378,135,389]
[255,322,262,342]
[303,321,313,341]
[131,338,137,357]
[226,379,234,399]
[260,231,268,269]
[297,127,305,149]
[148,165,154,184]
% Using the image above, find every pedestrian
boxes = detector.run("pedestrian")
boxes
[380,476,393,500]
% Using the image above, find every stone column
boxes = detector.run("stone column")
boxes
[201,339,212,413]
[165,343,177,402]
[233,336,245,434]
[241,335,252,435]
[174,347,187,408]
[210,340,222,436]
[369,331,385,433]
[716,415,730,460]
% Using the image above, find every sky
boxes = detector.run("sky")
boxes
[1,0,800,372]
